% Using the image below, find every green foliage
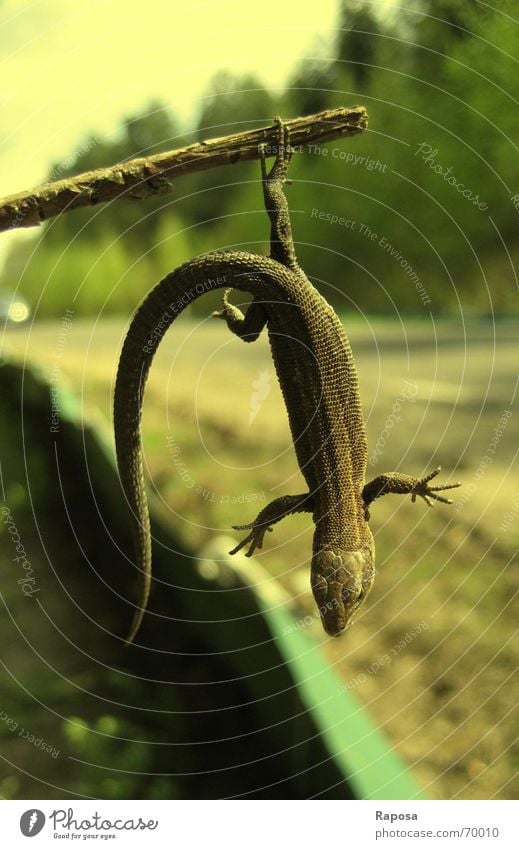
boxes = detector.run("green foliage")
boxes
[195,70,274,138]
[1,3,516,317]
[287,47,336,116]
[336,2,382,87]
[62,714,158,798]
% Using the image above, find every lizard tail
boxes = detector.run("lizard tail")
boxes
[113,251,293,643]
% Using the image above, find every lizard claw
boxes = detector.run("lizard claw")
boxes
[261,116,294,186]
[211,288,233,319]
[229,522,273,557]
[411,466,461,506]
[274,115,293,173]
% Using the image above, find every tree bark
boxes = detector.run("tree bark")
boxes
[0,106,367,234]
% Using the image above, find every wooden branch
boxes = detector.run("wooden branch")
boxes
[0,106,367,234]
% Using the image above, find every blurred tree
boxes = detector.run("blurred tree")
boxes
[122,100,179,157]
[44,101,184,251]
[287,57,335,115]
[195,70,274,138]
[336,1,381,88]
[178,71,276,227]
[1,3,516,318]
[1,102,197,316]
[412,0,482,45]
[48,100,181,180]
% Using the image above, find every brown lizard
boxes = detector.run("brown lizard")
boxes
[114,119,460,644]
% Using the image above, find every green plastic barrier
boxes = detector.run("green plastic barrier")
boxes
[200,542,425,800]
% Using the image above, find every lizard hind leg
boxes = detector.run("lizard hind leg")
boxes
[261,118,298,269]
[268,116,294,182]
[258,117,293,183]
[211,288,244,330]
[212,289,267,343]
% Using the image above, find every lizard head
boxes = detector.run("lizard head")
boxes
[311,549,375,637]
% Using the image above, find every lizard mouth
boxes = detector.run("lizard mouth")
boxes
[325,618,347,638]
[317,585,348,636]
[319,586,367,636]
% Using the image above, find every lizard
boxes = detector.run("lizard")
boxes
[113,118,460,644]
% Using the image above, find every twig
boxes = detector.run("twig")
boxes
[0,106,367,233]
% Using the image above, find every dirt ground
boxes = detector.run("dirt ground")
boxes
[3,315,517,800]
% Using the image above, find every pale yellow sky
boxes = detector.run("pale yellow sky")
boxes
[0,0,396,263]
[1,0,341,189]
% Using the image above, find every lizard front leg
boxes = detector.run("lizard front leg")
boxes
[362,465,461,517]
[212,119,297,337]
[229,492,314,557]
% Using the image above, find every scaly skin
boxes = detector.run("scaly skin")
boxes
[114,119,460,643]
